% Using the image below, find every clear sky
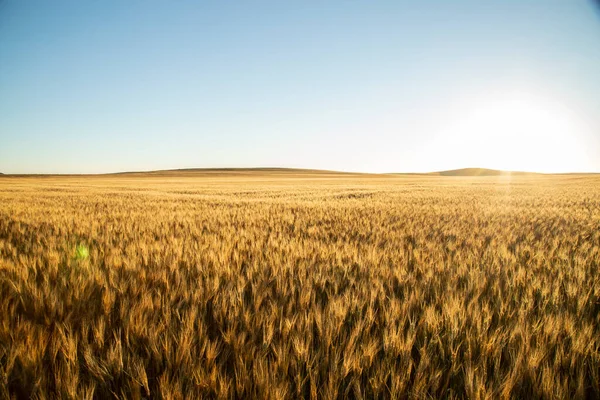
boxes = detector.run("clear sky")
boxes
[1,1,599,174]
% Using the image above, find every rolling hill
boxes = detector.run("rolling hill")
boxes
[430,168,538,176]
[1,167,593,177]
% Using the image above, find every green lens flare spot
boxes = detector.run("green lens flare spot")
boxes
[75,244,89,261]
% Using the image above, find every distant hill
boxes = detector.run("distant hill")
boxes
[431,168,538,176]
[3,167,595,177]
[118,167,548,177]
[110,167,368,177]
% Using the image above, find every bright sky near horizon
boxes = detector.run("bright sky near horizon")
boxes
[1,1,599,174]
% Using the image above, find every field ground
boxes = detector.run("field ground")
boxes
[1,171,599,399]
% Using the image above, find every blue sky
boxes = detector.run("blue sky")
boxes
[1,0,599,173]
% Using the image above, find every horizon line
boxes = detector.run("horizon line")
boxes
[1,166,600,177]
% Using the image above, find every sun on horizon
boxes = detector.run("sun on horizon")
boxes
[430,90,593,174]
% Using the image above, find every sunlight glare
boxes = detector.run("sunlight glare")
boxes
[435,92,590,173]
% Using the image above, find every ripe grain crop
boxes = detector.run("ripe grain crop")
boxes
[0,171,599,399]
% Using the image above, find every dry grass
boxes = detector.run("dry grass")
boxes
[0,171,599,399]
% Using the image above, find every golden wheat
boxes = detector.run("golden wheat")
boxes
[0,172,599,399]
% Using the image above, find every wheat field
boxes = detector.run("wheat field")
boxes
[0,171,599,399]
